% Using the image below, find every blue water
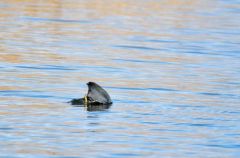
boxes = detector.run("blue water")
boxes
[0,0,240,157]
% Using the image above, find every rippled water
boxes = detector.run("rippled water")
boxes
[0,0,240,157]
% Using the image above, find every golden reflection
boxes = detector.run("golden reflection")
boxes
[0,0,232,95]
[0,0,202,19]
[0,54,22,63]
[0,85,26,91]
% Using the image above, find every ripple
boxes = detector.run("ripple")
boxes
[15,65,76,71]
[110,153,141,157]
[113,45,162,51]
[0,127,14,131]
[55,157,79,158]
[22,17,91,24]
[0,90,68,99]
[198,144,240,149]
[113,59,171,64]
[114,99,151,104]
[140,121,160,125]
[106,86,178,92]
[198,92,239,99]
[148,39,178,43]
[174,123,216,127]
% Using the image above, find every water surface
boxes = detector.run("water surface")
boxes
[0,0,240,157]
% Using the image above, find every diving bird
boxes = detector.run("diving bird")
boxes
[70,82,112,105]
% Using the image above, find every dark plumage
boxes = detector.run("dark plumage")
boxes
[70,82,112,106]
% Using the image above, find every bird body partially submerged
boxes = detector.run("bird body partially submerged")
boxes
[70,82,112,106]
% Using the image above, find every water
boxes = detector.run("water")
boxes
[0,0,240,157]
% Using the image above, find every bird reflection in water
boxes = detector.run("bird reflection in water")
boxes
[72,104,111,111]
[87,104,111,111]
